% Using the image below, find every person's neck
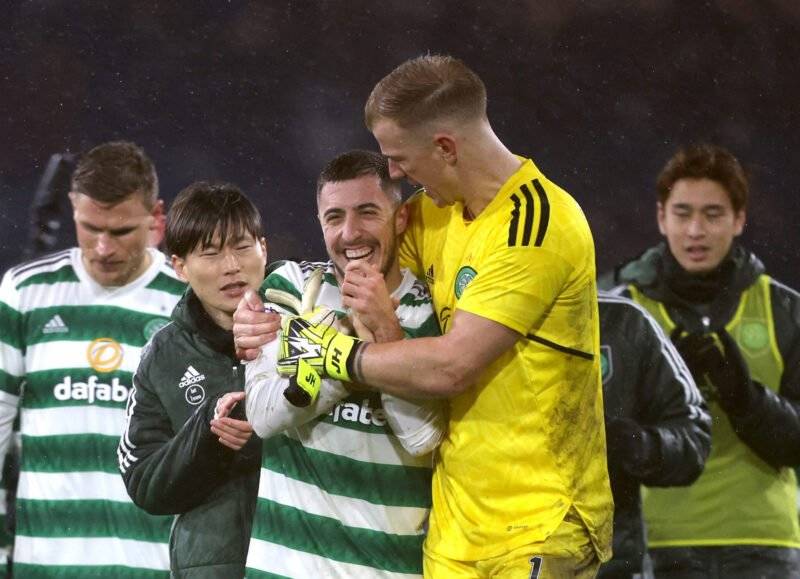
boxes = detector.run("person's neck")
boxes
[203,306,234,330]
[460,137,522,218]
[186,292,236,358]
[383,265,403,294]
[88,249,153,288]
[662,246,735,304]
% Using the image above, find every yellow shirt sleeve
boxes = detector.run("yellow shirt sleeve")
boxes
[457,218,582,337]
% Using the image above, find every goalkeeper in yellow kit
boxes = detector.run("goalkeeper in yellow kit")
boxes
[235,55,613,578]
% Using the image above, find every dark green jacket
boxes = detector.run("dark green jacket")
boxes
[600,242,800,469]
[118,290,260,579]
[596,292,710,577]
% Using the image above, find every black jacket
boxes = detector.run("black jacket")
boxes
[600,243,800,469]
[118,290,261,579]
[596,293,711,578]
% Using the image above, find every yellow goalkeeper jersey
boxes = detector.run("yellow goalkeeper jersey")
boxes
[398,157,613,562]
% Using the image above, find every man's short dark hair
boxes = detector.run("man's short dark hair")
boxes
[365,54,487,130]
[316,150,401,205]
[657,144,749,213]
[166,182,263,258]
[71,141,158,207]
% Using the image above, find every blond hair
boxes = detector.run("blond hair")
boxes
[365,55,487,130]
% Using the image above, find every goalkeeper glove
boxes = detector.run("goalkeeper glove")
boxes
[264,268,363,407]
[278,309,363,382]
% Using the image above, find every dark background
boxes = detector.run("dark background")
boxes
[2,0,799,287]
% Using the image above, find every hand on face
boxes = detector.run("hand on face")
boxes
[233,290,282,361]
[341,260,403,343]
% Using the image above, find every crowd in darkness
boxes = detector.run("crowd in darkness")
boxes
[2,1,799,282]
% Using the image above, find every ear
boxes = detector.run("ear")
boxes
[171,254,189,282]
[433,133,457,165]
[149,199,166,248]
[259,237,268,262]
[394,203,409,236]
[656,202,667,236]
[733,209,746,236]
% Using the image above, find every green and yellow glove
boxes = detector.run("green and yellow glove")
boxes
[278,309,362,379]
[264,268,363,407]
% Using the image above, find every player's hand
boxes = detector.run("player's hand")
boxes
[705,329,756,415]
[341,261,404,343]
[671,327,755,415]
[605,417,658,475]
[670,326,720,377]
[233,290,281,361]
[349,312,376,342]
[278,310,364,394]
[214,391,244,420]
[210,391,254,450]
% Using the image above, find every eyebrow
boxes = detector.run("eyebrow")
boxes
[671,203,726,211]
[322,202,382,219]
[199,234,252,251]
[79,221,138,235]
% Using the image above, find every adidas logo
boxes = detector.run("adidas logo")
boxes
[179,366,206,388]
[425,264,435,286]
[42,315,69,334]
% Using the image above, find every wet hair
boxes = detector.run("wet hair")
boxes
[365,54,487,130]
[166,181,263,258]
[657,144,749,212]
[71,141,158,207]
[316,150,401,206]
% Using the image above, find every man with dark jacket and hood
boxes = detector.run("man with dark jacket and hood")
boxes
[600,144,800,578]
[118,182,265,578]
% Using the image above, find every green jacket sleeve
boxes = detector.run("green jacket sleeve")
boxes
[118,357,241,516]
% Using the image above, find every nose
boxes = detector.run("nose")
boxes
[94,233,117,257]
[686,215,706,238]
[222,249,241,273]
[387,159,405,180]
[341,213,362,242]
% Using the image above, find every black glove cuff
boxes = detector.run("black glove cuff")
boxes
[346,340,367,383]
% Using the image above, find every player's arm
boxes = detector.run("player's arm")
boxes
[246,296,519,398]
[118,355,249,515]
[356,310,519,397]
[380,394,446,456]
[243,263,351,435]
[0,271,24,474]
[624,300,711,486]
[718,281,800,468]
[342,261,446,453]
[354,218,581,397]
[243,335,349,438]
[242,210,584,397]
